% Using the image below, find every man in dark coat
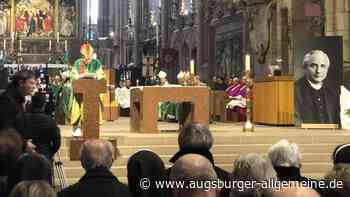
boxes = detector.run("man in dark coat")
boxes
[58,139,132,197]
[295,50,340,124]
[14,93,61,161]
[0,70,36,130]
[165,124,230,197]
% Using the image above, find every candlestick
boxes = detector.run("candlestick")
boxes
[245,54,250,71]
[190,59,195,75]
[49,40,52,51]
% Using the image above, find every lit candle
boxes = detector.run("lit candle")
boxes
[245,54,250,71]
[57,32,60,43]
[190,59,195,74]
[49,40,52,51]
[64,40,67,51]
[3,39,6,50]
[19,40,22,52]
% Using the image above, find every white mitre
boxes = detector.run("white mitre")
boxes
[177,71,185,79]
[158,70,167,79]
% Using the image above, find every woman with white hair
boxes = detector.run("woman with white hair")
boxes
[268,139,311,182]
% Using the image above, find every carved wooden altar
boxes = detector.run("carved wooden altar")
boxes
[130,86,210,133]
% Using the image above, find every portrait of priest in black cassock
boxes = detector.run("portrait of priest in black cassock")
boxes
[295,50,340,125]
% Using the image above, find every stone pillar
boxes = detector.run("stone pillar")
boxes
[161,0,169,48]
[98,0,110,37]
[112,0,121,66]
[134,0,142,66]
[207,26,216,81]
[118,0,129,65]
[78,0,88,39]
[195,0,204,65]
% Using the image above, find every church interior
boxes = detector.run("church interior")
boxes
[0,0,350,197]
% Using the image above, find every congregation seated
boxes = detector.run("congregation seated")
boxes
[7,153,53,196]
[321,144,350,197]
[14,93,61,162]
[213,76,228,91]
[268,139,311,182]
[10,180,56,197]
[58,139,131,197]
[230,153,276,197]
[166,123,230,197]
[272,186,321,197]
[127,150,167,197]
[0,129,24,197]
[170,154,219,197]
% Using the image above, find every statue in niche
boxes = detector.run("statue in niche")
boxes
[0,9,8,36]
[60,0,76,37]
[248,1,272,65]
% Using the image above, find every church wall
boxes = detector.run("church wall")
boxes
[324,0,350,80]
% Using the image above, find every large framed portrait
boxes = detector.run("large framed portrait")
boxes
[293,36,343,126]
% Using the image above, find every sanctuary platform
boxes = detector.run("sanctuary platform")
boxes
[58,117,350,185]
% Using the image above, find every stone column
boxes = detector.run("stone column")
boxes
[161,0,169,48]
[195,0,204,66]
[134,0,142,66]
[111,0,120,66]
[78,0,88,39]
[118,0,128,64]
[207,26,216,82]
[98,0,110,37]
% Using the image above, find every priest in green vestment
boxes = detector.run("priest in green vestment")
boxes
[70,42,106,136]
[157,71,178,121]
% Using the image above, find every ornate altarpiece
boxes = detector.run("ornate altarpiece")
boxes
[0,0,77,39]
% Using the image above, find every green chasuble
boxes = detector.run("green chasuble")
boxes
[69,58,106,125]
[70,58,105,81]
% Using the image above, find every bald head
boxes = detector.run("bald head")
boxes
[170,154,217,181]
[170,154,218,197]
[80,139,115,170]
[272,186,320,197]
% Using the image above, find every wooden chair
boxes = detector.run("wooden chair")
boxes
[210,90,227,122]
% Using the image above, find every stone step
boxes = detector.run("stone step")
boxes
[60,162,332,180]
[60,134,350,148]
[58,153,332,168]
[57,143,338,160]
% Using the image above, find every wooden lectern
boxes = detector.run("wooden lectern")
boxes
[253,76,294,125]
[103,69,119,121]
[69,78,116,160]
